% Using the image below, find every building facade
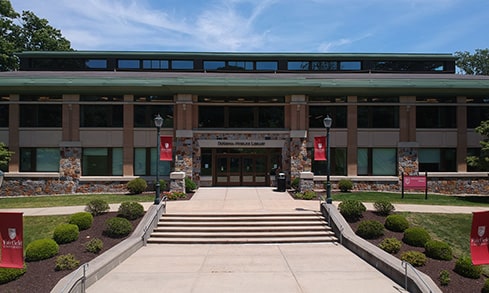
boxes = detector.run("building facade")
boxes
[0,51,488,195]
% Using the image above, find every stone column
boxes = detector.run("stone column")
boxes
[299,171,314,192]
[398,142,419,176]
[170,171,186,193]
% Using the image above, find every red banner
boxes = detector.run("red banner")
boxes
[403,175,427,190]
[471,211,489,265]
[314,136,326,161]
[160,136,173,161]
[0,212,24,269]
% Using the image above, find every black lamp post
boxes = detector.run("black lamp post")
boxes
[154,114,164,205]
[323,115,332,204]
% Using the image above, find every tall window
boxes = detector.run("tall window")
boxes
[80,95,123,127]
[467,97,489,128]
[82,148,123,176]
[0,94,8,127]
[134,105,173,128]
[416,96,456,128]
[309,106,347,128]
[134,148,171,176]
[19,95,62,127]
[357,97,399,128]
[199,106,284,128]
[310,148,347,175]
[419,148,456,172]
[358,148,397,176]
[20,148,60,172]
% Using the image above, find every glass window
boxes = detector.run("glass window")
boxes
[228,61,253,70]
[171,60,194,70]
[419,148,456,172]
[340,61,361,70]
[258,107,284,128]
[199,106,224,128]
[203,61,225,70]
[312,61,338,71]
[467,97,489,128]
[134,148,147,176]
[309,106,347,128]
[134,105,173,128]
[357,148,397,175]
[256,61,277,71]
[311,148,347,176]
[201,149,212,176]
[82,148,123,176]
[229,106,254,128]
[20,148,60,172]
[80,105,123,127]
[0,104,8,127]
[118,59,140,69]
[416,106,456,128]
[149,148,171,176]
[358,106,399,128]
[288,61,309,71]
[85,59,107,69]
[142,60,169,69]
[20,104,62,127]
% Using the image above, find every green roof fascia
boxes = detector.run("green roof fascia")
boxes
[15,51,457,60]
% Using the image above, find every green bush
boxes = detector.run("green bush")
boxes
[338,179,353,192]
[291,177,300,190]
[85,238,104,254]
[400,250,427,267]
[85,199,110,216]
[127,178,147,194]
[104,217,133,238]
[384,214,409,232]
[55,254,80,271]
[185,177,197,193]
[69,212,94,230]
[0,265,26,284]
[53,223,79,244]
[373,200,395,216]
[402,227,431,247]
[156,179,167,191]
[439,270,451,286]
[356,220,384,239]
[25,238,59,262]
[424,240,452,261]
[338,200,366,222]
[454,256,481,279]
[117,201,144,220]
[295,190,316,200]
[482,278,489,293]
[378,237,402,254]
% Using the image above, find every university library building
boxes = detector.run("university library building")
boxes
[0,51,488,195]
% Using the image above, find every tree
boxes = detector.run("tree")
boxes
[0,0,72,71]
[467,120,489,171]
[0,142,13,171]
[454,49,489,75]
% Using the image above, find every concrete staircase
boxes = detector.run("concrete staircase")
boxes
[147,212,337,244]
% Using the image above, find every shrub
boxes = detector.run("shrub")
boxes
[185,177,197,193]
[85,199,110,216]
[104,217,133,238]
[439,270,451,286]
[402,227,431,247]
[454,256,481,279]
[295,190,316,200]
[117,201,144,220]
[0,266,26,284]
[424,240,452,261]
[384,214,409,232]
[69,212,94,230]
[338,200,366,222]
[156,179,167,191]
[400,250,427,267]
[338,179,353,192]
[25,238,59,262]
[53,223,79,244]
[355,220,384,239]
[291,177,300,190]
[85,238,104,254]
[378,237,402,254]
[55,254,80,271]
[373,200,395,216]
[165,191,187,200]
[127,178,147,194]
[482,278,489,293]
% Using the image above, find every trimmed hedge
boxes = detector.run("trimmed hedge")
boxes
[400,250,427,267]
[402,227,431,247]
[454,256,481,279]
[117,201,144,220]
[85,199,110,216]
[0,266,26,284]
[338,200,366,222]
[55,254,80,271]
[373,200,395,216]
[355,220,384,239]
[69,212,94,230]
[53,223,79,244]
[25,238,59,262]
[424,240,452,261]
[384,214,409,232]
[378,237,402,254]
[127,178,147,194]
[104,217,133,238]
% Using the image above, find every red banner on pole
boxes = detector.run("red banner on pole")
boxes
[0,212,24,269]
[160,136,173,161]
[314,136,326,161]
[471,211,489,265]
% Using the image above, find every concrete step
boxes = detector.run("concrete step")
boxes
[148,212,338,244]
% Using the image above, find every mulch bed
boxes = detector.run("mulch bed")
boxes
[350,211,487,293]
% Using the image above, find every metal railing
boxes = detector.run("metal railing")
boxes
[402,260,434,293]
[60,263,89,293]
[142,195,168,244]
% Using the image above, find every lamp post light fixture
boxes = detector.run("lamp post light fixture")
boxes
[323,115,332,204]
[154,114,164,205]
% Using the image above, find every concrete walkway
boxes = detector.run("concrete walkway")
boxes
[3,187,488,293]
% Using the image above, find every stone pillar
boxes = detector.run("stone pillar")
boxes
[299,171,314,193]
[59,142,82,193]
[398,142,419,176]
[170,171,186,193]
[289,137,310,179]
[346,96,357,176]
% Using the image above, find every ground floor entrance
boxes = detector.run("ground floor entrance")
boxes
[202,148,282,187]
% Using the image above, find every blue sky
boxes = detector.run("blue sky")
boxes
[9,0,489,54]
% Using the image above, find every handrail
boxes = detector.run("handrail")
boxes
[142,196,168,244]
[60,263,89,293]
[402,260,434,293]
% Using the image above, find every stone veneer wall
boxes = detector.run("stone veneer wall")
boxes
[398,145,418,176]
[289,138,310,180]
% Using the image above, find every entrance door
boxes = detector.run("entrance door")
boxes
[215,154,268,186]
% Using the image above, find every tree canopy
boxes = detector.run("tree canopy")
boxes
[467,120,489,171]
[454,48,489,75]
[0,0,72,71]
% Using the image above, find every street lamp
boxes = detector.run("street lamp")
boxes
[154,114,164,205]
[323,115,332,204]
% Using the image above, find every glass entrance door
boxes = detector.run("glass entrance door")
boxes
[215,154,268,186]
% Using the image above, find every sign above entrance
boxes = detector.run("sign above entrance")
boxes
[199,140,285,148]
